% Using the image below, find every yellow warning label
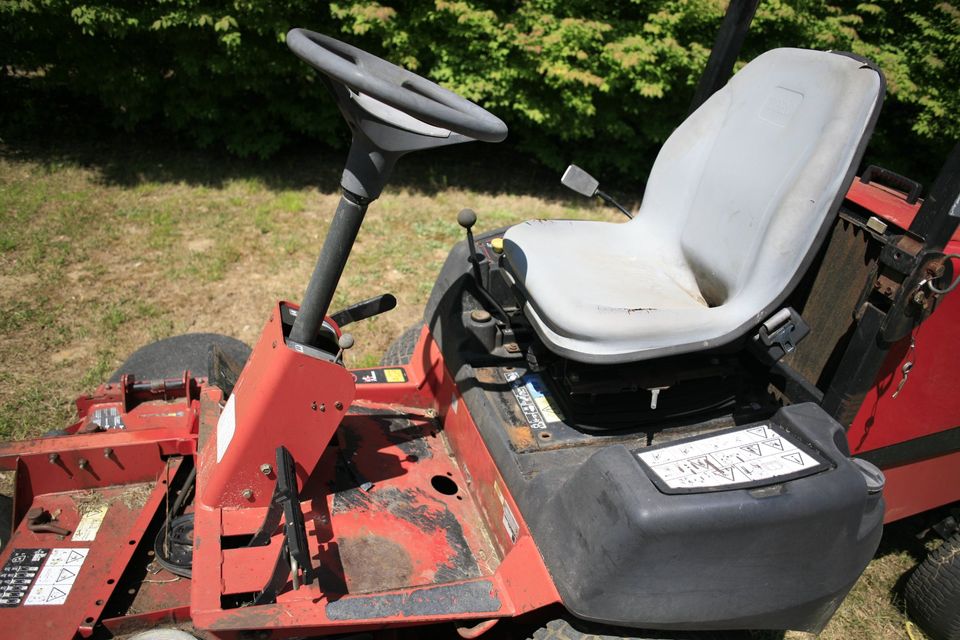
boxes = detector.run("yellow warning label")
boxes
[384,368,406,383]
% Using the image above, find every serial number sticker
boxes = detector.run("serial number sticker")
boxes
[24,548,88,606]
[636,424,824,491]
[504,371,563,430]
[494,482,519,544]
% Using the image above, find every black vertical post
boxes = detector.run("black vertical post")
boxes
[908,142,960,252]
[288,193,368,347]
[688,0,761,114]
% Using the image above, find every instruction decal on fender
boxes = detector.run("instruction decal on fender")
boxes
[351,368,408,384]
[0,548,49,607]
[504,371,563,429]
[636,424,826,492]
[23,548,88,606]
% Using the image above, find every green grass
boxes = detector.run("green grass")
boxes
[0,140,937,640]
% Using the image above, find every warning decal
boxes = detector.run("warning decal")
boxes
[351,367,409,384]
[72,506,108,542]
[23,548,88,606]
[0,548,49,607]
[637,424,825,491]
[504,371,563,430]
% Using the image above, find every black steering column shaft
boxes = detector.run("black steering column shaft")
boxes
[288,192,368,347]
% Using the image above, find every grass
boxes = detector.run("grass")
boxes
[0,139,938,639]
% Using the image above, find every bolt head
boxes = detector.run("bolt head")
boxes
[470,309,492,323]
[48,452,59,463]
[335,401,343,410]
[260,464,272,475]
[242,489,254,500]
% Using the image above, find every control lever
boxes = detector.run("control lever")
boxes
[25,508,71,537]
[458,208,483,285]
[331,293,397,328]
[561,164,633,219]
[458,209,512,332]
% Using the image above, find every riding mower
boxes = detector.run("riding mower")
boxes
[2,2,959,640]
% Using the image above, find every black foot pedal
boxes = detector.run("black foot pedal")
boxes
[252,446,313,604]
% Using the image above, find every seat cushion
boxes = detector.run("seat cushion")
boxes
[504,218,730,361]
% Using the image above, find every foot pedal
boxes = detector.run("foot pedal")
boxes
[252,446,312,604]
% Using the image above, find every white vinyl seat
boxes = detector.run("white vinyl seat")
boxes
[503,48,883,364]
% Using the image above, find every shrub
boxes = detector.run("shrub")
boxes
[2,1,956,182]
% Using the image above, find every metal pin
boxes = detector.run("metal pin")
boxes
[648,386,669,410]
[892,336,916,399]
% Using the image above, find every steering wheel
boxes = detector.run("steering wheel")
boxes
[286,29,507,143]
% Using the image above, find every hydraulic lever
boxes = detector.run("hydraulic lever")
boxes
[458,209,512,332]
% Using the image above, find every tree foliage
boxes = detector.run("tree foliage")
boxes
[3,1,957,181]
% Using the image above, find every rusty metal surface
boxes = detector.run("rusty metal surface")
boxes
[784,217,877,389]
[0,461,179,639]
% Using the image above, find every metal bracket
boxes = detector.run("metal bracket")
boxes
[252,446,313,605]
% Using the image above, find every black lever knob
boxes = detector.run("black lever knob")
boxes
[457,208,477,230]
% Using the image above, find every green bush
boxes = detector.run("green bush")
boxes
[2,1,957,182]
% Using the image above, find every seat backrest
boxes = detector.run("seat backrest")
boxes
[632,49,883,308]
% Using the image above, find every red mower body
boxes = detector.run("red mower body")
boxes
[843,178,960,522]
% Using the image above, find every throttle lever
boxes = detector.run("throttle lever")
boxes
[330,293,397,328]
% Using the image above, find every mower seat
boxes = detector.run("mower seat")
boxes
[503,48,883,364]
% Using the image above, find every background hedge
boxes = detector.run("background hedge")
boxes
[3,1,958,183]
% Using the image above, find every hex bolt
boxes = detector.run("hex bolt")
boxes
[335,401,343,410]
[48,452,59,464]
[103,447,113,458]
[242,489,254,500]
[311,401,318,411]
[78,458,89,471]
[260,464,272,475]
[913,291,926,305]
[319,403,326,412]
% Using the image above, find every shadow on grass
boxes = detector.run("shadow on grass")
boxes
[0,129,648,205]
